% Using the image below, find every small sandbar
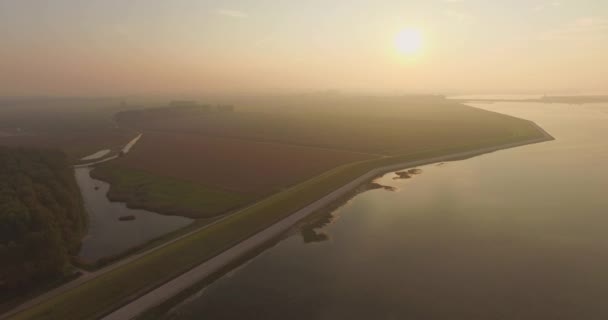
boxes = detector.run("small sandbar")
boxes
[368,182,398,192]
[393,168,422,180]
[80,149,111,161]
[393,172,411,179]
[122,133,142,154]
[407,168,422,175]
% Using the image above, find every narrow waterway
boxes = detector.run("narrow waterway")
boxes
[76,167,192,261]
[165,102,608,320]
[75,133,192,261]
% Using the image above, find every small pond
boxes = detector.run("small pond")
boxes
[76,167,192,261]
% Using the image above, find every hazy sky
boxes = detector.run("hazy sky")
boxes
[1,0,607,96]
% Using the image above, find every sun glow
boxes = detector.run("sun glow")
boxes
[395,28,423,55]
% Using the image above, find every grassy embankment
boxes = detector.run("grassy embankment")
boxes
[9,113,546,320]
[90,166,255,219]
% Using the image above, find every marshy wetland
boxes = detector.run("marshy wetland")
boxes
[75,167,192,262]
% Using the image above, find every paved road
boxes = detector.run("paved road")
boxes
[104,122,554,320]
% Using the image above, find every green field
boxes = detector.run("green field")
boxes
[91,166,254,219]
[10,110,546,320]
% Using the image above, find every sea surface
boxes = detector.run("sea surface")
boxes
[165,102,608,319]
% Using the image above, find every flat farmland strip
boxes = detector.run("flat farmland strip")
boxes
[110,131,378,194]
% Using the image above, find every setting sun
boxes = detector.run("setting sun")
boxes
[395,28,423,55]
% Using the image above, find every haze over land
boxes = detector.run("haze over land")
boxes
[2,1,608,320]
[1,0,607,96]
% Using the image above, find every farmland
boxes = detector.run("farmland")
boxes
[116,97,525,155]
[108,131,377,193]
[0,95,543,223]
[94,96,540,221]
[92,131,377,218]
[91,165,255,219]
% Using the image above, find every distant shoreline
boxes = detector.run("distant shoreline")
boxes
[452,95,608,104]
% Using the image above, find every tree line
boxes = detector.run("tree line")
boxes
[0,147,86,295]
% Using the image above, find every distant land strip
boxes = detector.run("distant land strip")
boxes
[453,95,608,104]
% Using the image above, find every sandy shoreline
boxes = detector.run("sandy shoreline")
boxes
[103,121,554,320]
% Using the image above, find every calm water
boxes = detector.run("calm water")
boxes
[166,103,608,320]
[76,168,192,261]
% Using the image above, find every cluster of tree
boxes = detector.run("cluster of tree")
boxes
[0,147,85,293]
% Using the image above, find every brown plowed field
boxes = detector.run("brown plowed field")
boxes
[111,131,377,194]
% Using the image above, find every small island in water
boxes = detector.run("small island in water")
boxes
[118,215,136,222]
